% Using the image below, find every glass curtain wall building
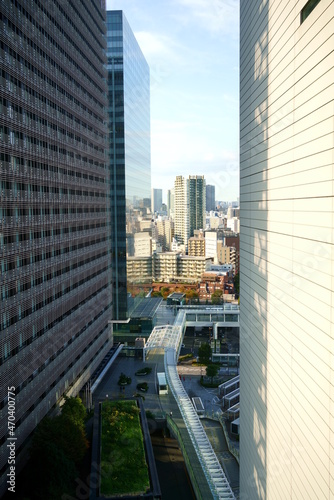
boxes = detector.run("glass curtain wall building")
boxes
[107,11,151,320]
[0,0,112,492]
[206,184,216,212]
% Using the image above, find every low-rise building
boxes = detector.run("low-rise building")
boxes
[188,232,205,256]
[199,271,235,301]
[179,256,212,283]
[127,256,152,283]
[152,252,179,282]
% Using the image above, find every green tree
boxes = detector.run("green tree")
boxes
[211,289,223,304]
[198,342,211,365]
[54,415,89,463]
[206,364,219,383]
[28,440,76,500]
[30,413,88,465]
[61,396,86,429]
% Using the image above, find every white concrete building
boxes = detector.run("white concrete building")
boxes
[134,232,151,257]
[240,1,334,498]
[226,217,240,234]
[205,231,218,262]
[127,256,152,283]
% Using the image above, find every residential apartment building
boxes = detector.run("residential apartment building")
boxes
[189,175,206,236]
[152,252,179,282]
[173,175,189,251]
[107,10,151,319]
[217,243,237,275]
[198,272,233,302]
[127,257,152,284]
[178,256,211,283]
[133,231,151,258]
[0,1,112,493]
[154,217,174,251]
[240,1,334,498]
[174,175,206,252]
[188,232,205,257]
[152,252,211,283]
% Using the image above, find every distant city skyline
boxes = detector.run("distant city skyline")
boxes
[107,0,239,201]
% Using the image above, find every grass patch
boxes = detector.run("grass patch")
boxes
[100,400,150,496]
[178,353,194,362]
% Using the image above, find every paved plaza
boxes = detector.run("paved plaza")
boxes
[92,352,239,498]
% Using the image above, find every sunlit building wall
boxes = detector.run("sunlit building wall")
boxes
[240,1,334,498]
[107,10,151,319]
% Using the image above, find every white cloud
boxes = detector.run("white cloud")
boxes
[174,0,239,35]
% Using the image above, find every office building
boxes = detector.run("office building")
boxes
[0,0,111,493]
[107,10,151,319]
[240,1,334,498]
[206,184,216,211]
[151,188,162,213]
[174,175,206,252]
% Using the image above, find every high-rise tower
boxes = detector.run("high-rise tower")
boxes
[174,175,206,252]
[206,184,216,212]
[151,188,163,213]
[107,10,151,320]
[240,1,334,498]
[0,0,112,493]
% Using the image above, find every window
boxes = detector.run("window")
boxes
[301,0,321,23]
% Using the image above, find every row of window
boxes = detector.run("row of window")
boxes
[2,248,108,300]
[1,36,103,116]
[2,226,107,250]
[0,154,106,181]
[0,179,107,198]
[7,0,104,85]
[1,262,110,333]
[0,69,104,142]
[0,206,106,217]
[1,125,104,159]
[0,97,103,145]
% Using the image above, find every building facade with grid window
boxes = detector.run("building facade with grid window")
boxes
[240,1,334,498]
[0,0,112,492]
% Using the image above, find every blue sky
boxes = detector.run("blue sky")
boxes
[106,0,239,202]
